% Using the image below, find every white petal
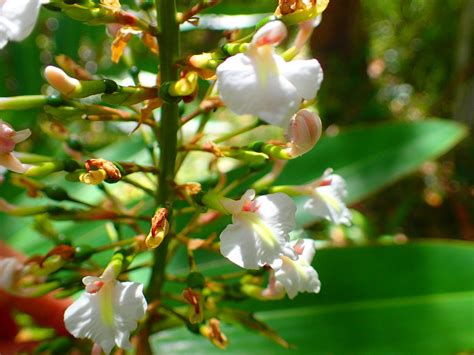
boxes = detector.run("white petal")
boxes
[280,58,323,99]
[255,193,297,247]
[220,221,262,269]
[220,192,298,269]
[0,0,42,42]
[64,281,147,354]
[11,128,31,144]
[274,255,321,299]
[304,175,352,225]
[216,52,300,127]
[112,281,147,349]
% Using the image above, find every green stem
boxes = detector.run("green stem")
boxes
[214,120,262,144]
[146,0,180,301]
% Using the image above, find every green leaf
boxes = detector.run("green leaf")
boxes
[273,119,467,225]
[152,241,474,354]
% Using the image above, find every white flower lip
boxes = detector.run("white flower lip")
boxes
[303,171,352,226]
[216,21,323,127]
[219,189,298,270]
[64,270,147,354]
[271,239,321,299]
[0,0,42,49]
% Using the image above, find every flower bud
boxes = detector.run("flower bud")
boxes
[0,257,23,292]
[79,169,107,185]
[26,281,62,297]
[85,158,122,183]
[189,52,217,70]
[200,318,228,349]
[252,21,287,47]
[44,66,116,99]
[285,109,322,158]
[183,287,204,324]
[145,208,169,249]
[169,72,199,97]
[29,255,65,277]
[44,66,81,97]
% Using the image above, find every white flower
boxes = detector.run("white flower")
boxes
[268,239,321,299]
[0,0,42,49]
[216,21,323,127]
[64,267,147,354]
[219,189,298,270]
[301,169,352,225]
[0,119,31,173]
[0,256,22,292]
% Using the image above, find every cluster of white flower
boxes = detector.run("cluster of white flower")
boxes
[219,190,320,299]
[214,20,351,298]
[0,6,351,353]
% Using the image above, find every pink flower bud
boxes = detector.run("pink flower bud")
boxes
[251,21,288,48]
[285,109,322,157]
[44,66,81,97]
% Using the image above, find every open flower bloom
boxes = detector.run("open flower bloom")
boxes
[216,21,323,127]
[0,256,22,293]
[267,239,320,299]
[0,0,42,49]
[0,120,31,173]
[64,266,147,354]
[219,189,298,270]
[301,169,352,225]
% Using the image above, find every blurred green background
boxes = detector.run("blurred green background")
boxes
[0,0,473,353]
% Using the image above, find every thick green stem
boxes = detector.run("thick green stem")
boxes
[147,0,180,301]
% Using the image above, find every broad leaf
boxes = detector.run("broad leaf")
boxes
[152,241,474,354]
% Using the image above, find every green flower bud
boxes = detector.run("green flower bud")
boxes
[43,186,71,201]
[187,272,206,290]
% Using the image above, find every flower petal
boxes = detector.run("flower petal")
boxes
[0,153,30,173]
[64,291,116,354]
[64,280,147,354]
[112,281,147,349]
[11,128,31,144]
[0,0,42,42]
[280,58,323,99]
[274,255,321,299]
[220,192,298,269]
[216,52,300,127]
[220,221,261,269]
[304,175,352,225]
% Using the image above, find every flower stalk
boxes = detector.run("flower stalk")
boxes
[146,0,180,301]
